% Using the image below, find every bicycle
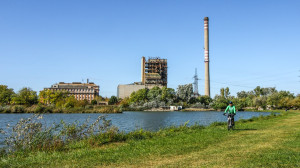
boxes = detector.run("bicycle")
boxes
[224,113,235,130]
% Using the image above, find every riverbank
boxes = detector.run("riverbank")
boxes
[1,110,299,167]
[181,108,214,111]
[0,105,122,113]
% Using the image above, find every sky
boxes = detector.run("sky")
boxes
[0,0,299,97]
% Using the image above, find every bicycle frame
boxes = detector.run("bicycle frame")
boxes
[226,114,235,130]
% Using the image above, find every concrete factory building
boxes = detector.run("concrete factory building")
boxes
[44,81,99,102]
[117,57,167,99]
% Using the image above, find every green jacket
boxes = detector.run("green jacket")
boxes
[224,105,236,114]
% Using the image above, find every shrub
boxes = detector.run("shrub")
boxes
[1,114,113,153]
[96,106,121,113]
[11,105,25,113]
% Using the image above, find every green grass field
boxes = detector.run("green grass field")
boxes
[1,111,299,168]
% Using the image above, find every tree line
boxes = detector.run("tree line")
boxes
[1,84,299,111]
[0,85,98,108]
[116,85,300,110]
[212,86,300,110]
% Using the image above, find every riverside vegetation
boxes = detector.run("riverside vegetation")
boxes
[0,110,299,167]
[0,84,300,113]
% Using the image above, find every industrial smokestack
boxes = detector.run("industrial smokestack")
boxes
[141,56,145,84]
[204,17,210,97]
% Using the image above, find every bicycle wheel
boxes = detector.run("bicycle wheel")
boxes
[227,117,231,130]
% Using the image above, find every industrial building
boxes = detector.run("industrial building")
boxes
[141,56,167,87]
[118,57,167,99]
[44,81,99,102]
[204,17,211,97]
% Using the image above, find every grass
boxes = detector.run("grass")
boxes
[0,111,299,167]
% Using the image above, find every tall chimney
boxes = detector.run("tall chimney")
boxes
[141,56,145,84]
[204,17,210,97]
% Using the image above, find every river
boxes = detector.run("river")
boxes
[0,111,272,145]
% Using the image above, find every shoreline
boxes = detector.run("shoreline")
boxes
[1,111,298,167]
[0,104,291,114]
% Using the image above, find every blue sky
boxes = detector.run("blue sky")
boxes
[0,0,299,97]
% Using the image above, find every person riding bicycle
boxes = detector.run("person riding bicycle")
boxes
[224,101,236,126]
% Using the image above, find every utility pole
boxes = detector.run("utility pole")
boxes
[193,68,200,96]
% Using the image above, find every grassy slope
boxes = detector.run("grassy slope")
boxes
[1,111,299,168]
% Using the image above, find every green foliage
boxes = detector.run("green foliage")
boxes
[213,86,298,110]
[39,90,69,106]
[211,95,228,110]
[91,99,97,105]
[64,96,77,108]
[120,97,130,108]
[0,85,15,105]
[129,88,149,104]
[161,86,175,102]
[12,87,38,105]
[108,96,118,105]
[1,114,113,153]
[2,84,299,112]
[197,95,213,106]
[95,106,122,113]
[127,86,177,109]
[176,84,193,102]
[77,100,89,107]
[147,86,162,100]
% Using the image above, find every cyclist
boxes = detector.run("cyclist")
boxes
[224,101,236,126]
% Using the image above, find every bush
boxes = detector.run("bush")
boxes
[0,106,11,113]
[91,100,97,105]
[1,114,113,153]
[11,105,25,113]
[85,105,94,109]
[96,106,121,113]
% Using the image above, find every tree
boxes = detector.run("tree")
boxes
[176,84,193,102]
[211,95,228,110]
[254,86,262,97]
[129,89,148,104]
[161,87,175,101]
[120,97,130,108]
[12,87,38,105]
[237,91,248,99]
[77,99,89,107]
[198,95,213,107]
[0,85,15,105]
[39,90,69,106]
[225,87,230,98]
[267,92,280,108]
[108,96,118,105]
[91,99,97,105]
[64,96,77,108]
[220,88,225,98]
[253,96,267,109]
[291,96,300,109]
[147,86,162,101]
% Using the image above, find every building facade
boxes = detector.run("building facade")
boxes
[117,57,167,99]
[141,56,167,87]
[45,82,99,102]
[117,84,146,99]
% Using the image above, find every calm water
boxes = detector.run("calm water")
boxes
[0,111,272,144]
